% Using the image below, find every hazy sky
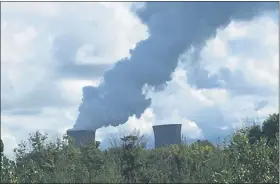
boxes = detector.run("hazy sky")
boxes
[1,2,278,156]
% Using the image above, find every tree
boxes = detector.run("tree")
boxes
[248,124,263,144]
[120,135,144,183]
[262,113,279,145]
[0,139,3,153]
[80,141,104,182]
[0,116,279,183]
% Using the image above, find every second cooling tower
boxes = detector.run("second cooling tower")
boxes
[66,129,96,147]
[153,124,182,148]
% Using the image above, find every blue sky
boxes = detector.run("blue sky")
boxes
[1,2,279,156]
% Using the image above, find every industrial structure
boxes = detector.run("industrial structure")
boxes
[153,124,182,148]
[66,123,182,148]
[66,129,96,147]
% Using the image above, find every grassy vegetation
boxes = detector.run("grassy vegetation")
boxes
[1,113,279,183]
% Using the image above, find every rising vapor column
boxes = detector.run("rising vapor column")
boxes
[73,2,277,132]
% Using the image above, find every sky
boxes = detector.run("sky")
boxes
[1,2,279,156]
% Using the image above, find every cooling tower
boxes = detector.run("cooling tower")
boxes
[153,124,182,148]
[66,129,96,147]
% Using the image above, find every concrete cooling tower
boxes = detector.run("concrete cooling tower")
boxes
[153,124,182,148]
[66,129,96,147]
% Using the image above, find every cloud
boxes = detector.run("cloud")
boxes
[74,2,277,131]
[1,2,278,156]
[194,15,278,93]
[1,127,18,157]
[1,2,148,111]
[1,2,148,155]
[145,11,278,141]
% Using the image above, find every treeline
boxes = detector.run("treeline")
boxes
[1,113,279,183]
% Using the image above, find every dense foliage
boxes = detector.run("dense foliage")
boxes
[1,113,279,183]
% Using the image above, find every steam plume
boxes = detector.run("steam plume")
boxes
[73,2,277,130]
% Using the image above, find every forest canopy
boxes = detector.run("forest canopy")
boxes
[1,113,279,183]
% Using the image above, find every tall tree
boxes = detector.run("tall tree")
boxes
[262,113,279,145]
[0,139,3,153]
[248,125,263,144]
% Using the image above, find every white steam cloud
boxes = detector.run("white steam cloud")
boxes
[73,2,277,130]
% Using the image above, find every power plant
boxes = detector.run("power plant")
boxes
[67,124,182,148]
[153,124,182,148]
[66,129,96,147]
